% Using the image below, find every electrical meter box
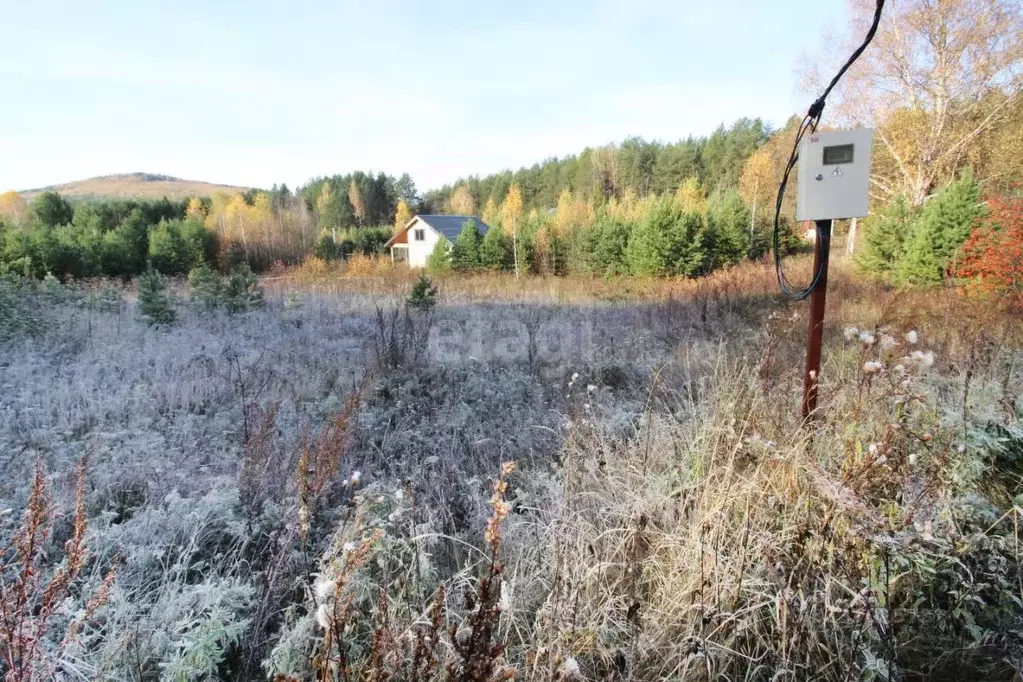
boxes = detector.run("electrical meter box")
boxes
[796,128,873,221]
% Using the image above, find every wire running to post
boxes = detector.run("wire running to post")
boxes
[773,0,886,301]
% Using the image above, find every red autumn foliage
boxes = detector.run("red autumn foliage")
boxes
[957,190,1023,309]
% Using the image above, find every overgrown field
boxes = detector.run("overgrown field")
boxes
[1,261,1021,681]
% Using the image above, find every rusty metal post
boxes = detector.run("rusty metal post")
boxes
[802,219,833,419]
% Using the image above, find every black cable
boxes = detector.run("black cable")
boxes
[774,0,885,301]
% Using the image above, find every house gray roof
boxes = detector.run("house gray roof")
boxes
[416,215,491,242]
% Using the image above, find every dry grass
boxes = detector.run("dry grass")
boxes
[257,259,1022,680]
[0,459,115,681]
[264,254,815,306]
[2,257,1020,681]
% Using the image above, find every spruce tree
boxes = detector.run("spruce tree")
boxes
[856,195,915,278]
[565,224,597,275]
[478,226,511,270]
[625,199,706,276]
[670,211,709,277]
[896,172,983,285]
[426,240,451,274]
[706,189,751,266]
[895,225,945,286]
[137,267,176,326]
[40,272,67,305]
[591,216,631,276]
[449,220,481,272]
[406,272,438,311]
[224,264,264,314]
[188,262,223,311]
[625,200,672,276]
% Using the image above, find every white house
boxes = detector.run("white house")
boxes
[385,215,492,268]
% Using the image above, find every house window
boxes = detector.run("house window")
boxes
[414,229,425,241]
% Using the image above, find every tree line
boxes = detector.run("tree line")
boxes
[0,181,398,279]
[424,182,802,278]
[0,191,211,279]
[424,118,771,217]
[1,0,1018,289]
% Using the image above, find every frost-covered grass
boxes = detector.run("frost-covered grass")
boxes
[1,263,1021,681]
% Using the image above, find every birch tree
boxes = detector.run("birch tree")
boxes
[394,199,413,233]
[0,191,28,224]
[502,184,524,278]
[348,180,367,227]
[448,185,476,215]
[809,0,1022,205]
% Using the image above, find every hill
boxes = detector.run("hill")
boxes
[21,172,252,202]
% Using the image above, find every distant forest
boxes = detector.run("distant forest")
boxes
[422,118,771,215]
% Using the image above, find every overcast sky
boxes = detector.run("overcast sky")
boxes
[0,0,847,193]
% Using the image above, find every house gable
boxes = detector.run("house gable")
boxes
[385,214,491,249]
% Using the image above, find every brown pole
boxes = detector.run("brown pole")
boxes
[802,219,833,419]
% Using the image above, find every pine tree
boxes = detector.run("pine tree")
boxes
[669,211,709,277]
[625,206,669,276]
[449,220,482,272]
[224,264,264,314]
[148,220,189,275]
[707,189,751,266]
[623,199,678,276]
[896,225,945,286]
[138,267,176,326]
[188,263,223,311]
[478,226,511,270]
[896,172,984,285]
[856,195,915,278]
[591,215,631,276]
[426,240,451,274]
[40,272,67,305]
[406,272,438,311]
[317,183,343,237]
[625,199,708,277]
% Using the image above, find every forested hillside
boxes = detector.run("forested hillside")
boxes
[21,172,251,202]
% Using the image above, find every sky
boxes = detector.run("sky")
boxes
[0,0,848,194]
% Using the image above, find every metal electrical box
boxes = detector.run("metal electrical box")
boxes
[796,128,873,221]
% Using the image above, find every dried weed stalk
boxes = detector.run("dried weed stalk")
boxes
[0,458,115,682]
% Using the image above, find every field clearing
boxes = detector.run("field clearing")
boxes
[261,255,819,304]
[1,260,1021,680]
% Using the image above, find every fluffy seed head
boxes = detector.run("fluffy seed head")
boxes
[314,575,336,602]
